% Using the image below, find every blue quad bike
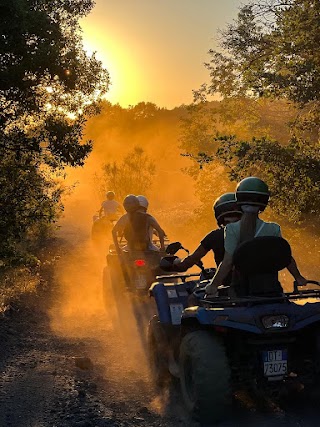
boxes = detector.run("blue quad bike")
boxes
[147,236,320,424]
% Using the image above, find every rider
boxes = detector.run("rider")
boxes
[99,191,122,221]
[136,195,166,251]
[172,192,242,285]
[112,194,166,252]
[205,177,308,296]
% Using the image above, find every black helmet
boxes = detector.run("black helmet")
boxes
[236,177,270,211]
[123,194,140,213]
[106,191,115,200]
[213,192,242,226]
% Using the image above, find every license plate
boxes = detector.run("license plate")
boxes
[262,350,287,377]
[134,274,147,289]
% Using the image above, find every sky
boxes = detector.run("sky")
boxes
[80,0,245,109]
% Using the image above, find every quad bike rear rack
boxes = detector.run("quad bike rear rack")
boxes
[203,288,320,308]
[156,273,201,282]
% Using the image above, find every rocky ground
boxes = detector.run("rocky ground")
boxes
[1,230,320,427]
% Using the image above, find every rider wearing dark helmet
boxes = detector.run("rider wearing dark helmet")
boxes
[112,194,166,251]
[172,192,242,282]
[205,177,308,295]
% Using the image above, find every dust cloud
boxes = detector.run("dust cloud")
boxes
[48,102,320,394]
[47,104,203,393]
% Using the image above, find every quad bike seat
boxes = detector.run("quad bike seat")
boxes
[232,236,292,297]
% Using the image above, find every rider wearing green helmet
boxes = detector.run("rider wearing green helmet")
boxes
[205,177,308,295]
[172,192,242,279]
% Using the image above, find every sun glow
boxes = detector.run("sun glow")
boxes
[81,23,146,107]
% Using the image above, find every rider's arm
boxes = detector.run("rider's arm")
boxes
[205,251,233,295]
[112,216,127,254]
[287,257,308,286]
[205,223,237,294]
[174,244,208,272]
[149,217,166,251]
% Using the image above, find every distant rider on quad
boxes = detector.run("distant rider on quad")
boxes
[112,194,166,252]
[99,191,122,221]
[171,192,242,286]
[205,177,308,296]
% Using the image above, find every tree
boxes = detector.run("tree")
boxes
[214,135,320,221]
[97,147,156,202]
[182,0,320,220]
[202,1,319,104]
[0,0,109,263]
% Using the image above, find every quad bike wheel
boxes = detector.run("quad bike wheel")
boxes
[179,330,231,423]
[148,316,171,388]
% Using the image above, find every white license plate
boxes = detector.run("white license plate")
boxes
[262,350,287,377]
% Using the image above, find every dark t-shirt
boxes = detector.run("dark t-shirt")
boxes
[200,227,225,266]
[201,227,233,286]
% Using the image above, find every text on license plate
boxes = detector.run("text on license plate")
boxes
[262,350,287,377]
[135,275,147,289]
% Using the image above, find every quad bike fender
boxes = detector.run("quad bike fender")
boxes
[182,301,320,334]
[149,281,191,325]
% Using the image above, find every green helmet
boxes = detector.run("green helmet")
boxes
[236,177,270,211]
[213,192,242,226]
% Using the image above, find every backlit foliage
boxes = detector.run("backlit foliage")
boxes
[182,0,320,221]
[0,0,109,264]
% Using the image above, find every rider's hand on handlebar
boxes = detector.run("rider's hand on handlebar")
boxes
[295,275,308,287]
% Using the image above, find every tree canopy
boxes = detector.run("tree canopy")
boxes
[202,0,319,105]
[0,0,109,263]
[96,146,156,202]
[183,0,320,220]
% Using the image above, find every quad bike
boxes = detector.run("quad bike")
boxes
[91,211,116,249]
[102,233,172,338]
[147,236,320,424]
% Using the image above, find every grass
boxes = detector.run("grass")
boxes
[0,267,41,315]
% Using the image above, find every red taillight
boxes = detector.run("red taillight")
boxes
[134,259,146,267]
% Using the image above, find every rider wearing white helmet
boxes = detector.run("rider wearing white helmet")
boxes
[136,195,166,250]
[112,195,166,251]
[136,195,149,211]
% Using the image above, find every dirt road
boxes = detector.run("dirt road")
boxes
[1,230,320,427]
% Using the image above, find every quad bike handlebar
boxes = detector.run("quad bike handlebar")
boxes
[293,280,320,293]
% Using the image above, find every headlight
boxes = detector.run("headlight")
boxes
[261,315,289,329]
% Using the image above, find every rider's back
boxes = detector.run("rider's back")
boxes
[124,211,150,251]
[102,199,121,216]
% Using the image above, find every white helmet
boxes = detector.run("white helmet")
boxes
[137,195,149,210]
